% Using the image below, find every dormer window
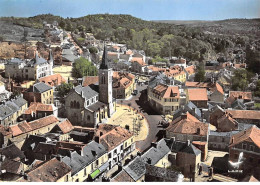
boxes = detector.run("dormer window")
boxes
[249,145,255,152]
[242,143,247,150]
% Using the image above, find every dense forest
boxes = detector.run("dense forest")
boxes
[0,14,259,70]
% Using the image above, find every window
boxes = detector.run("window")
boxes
[87,115,91,121]
[222,138,225,142]
[114,149,117,155]
[121,145,123,150]
[242,143,247,150]
[65,175,69,182]
[101,76,105,84]
[108,153,112,158]
[125,143,127,148]
[249,145,255,152]
[84,168,87,176]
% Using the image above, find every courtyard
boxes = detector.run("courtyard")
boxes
[107,104,149,142]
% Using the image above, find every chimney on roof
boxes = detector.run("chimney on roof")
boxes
[181,113,187,120]
[147,158,152,164]
[187,140,190,146]
[151,142,157,148]
[94,136,100,143]
[170,137,176,143]
[24,173,29,180]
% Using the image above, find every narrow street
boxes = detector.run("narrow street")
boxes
[118,84,163,152]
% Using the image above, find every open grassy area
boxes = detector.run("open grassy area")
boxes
[107,104,149,141]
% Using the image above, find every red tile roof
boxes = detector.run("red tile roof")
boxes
[229,91,252,100]
[25,158,71,182]
[226,110,260,120]
[24,102,53,115]
[167,112,208,136]
[9,115,59,137]
[113,71,135,89]
[153,84,180,99]
[185,65,196,75]
[82,76,99,87]
[187,88,208,101]
[230,125,260,148]
[131,57,146,66]
[97,124,133,151]
[57,119,74,134]
[39,74,66,87]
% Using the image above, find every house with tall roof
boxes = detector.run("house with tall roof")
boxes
[18,158,71,182]
[166,112,209,161]
[229,126,260,178]
[61,140,108,182]
[0,96,27,127]
[64,46,115,127]
[5,51,53,81]
[147,74,181,115]
[23,82,53,105]
[185,82,225,103]
[164,138,201,180]
[186,88,208,108]
[22,102,58,121]
[0,115,60,148]
[141,139,171,168]
[131,57,147,73]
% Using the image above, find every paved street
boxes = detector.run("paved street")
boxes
[118,83,163,152]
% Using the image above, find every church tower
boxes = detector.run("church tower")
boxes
[99,46,114,117]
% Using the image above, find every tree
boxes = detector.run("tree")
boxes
[254,80,260,97]
[194,63,205,82]
[231,69,253,91]
[89,47,98,54]
[72,57,98,78]
[56,82,73,98]
[59,20,66,29]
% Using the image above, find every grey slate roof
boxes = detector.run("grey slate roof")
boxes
[12,97,27,108]
[87,101,106,112]
[62,49,78,62]
[0,104,13,120]
[174,101,201,120]
[74,85,98,100]
[0,97,27,120]
[141,139,170,165]
[145,164,182,182]
[124,156,146,181]
[165,139,201,156]
[148,73,181,89]
[61,141,106,175]
[32,82,52,93]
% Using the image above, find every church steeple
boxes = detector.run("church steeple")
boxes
[100,46,109,69]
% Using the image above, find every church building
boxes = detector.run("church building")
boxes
[64,46,115,127]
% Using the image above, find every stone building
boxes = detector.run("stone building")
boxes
[65,46,115,127]
[147,74,181,115]
[23,82,54,105]
[229,126,260,178]
[0,96,27,127]
[5,51,53,81]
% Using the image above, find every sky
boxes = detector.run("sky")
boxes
[0,0,259,20]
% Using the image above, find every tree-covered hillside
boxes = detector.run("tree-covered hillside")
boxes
[0,14,259,63]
